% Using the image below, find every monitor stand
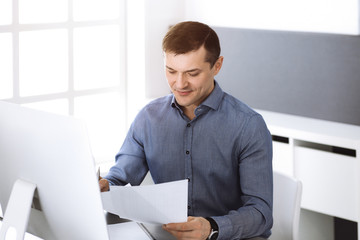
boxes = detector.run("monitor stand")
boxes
[0,179,36,240]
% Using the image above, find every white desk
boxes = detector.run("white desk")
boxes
[0,213,175,240]
[258,110,360,240]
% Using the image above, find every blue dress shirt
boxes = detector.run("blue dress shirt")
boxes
[105,81,273,239]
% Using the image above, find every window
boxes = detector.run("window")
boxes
[0,0,127,171]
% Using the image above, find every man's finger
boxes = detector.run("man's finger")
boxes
[99,178,109,192]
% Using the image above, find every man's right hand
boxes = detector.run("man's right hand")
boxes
[99,177,110,192]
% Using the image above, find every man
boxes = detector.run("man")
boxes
[99,21,273,240]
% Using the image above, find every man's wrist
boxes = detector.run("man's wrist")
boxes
[205,217,219,240]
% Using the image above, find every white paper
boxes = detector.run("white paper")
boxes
[101,180,188,224]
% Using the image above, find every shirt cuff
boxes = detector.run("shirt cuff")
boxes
[212,216,233,240]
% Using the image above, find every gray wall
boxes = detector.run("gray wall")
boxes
[214,27,360,126]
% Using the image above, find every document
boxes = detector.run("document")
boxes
[101,180,188,224]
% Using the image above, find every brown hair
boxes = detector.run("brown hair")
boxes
[162,21,221,68]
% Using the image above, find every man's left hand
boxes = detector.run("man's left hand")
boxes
[163,216,211,240]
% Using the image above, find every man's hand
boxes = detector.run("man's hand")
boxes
[163,216,211,240]
[99,176,110,192]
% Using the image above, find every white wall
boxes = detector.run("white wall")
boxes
[184,0,360,35]
[140,0,360,100]
[144,0,185,99]
[127,0,185,115]
[126,0,147,125]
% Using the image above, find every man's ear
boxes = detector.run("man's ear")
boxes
[213,56,224,75]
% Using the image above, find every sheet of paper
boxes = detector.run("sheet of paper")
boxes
[101,179,188,224]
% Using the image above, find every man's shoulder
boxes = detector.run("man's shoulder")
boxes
[221,92,259,117]
[136,95,173,119]
[132,95,173,126]
[221,93,269,137]
[144,95,173,110]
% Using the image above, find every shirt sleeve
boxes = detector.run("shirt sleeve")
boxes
[213,114,273,239]
[104,116,149,186]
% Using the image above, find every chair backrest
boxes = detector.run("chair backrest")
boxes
[271,171,302,240]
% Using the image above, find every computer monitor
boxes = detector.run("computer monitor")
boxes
[0,101,110,239]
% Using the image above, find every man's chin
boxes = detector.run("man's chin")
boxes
[175,98,192,107]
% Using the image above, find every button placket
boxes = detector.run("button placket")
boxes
[184,121,193,215]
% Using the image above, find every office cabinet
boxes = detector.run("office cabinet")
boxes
[258,110,360,239]
[294,145,357,221]
[272,139,293,176]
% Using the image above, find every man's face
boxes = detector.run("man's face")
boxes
[164,46,223,111]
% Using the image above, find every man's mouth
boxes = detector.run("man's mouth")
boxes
[176,90,192,96]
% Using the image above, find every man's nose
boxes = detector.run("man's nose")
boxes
[176,73,187,89]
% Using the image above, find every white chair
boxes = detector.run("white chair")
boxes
[271,171,302,240]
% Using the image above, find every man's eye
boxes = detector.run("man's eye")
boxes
[188,72,199,77]
[168,70,176,74]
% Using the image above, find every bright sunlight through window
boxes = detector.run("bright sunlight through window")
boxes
[0,0,127,171]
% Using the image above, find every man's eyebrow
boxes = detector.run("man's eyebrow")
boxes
[185,68,201,73]
[165,66,201,73]
[165,66,175,71]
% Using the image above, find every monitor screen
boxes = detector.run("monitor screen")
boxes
[0,101,109,239]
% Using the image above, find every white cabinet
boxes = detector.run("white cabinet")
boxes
[294,146,358,221]
[258,110,360,239]
[272,138,293,176]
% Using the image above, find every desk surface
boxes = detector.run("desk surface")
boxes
[106,212,176,240]
[0,213,176,240]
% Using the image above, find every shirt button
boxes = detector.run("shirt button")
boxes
[186,178,190,182]
[186,123,191,127]
[188,205,191,209]
[186,150,190,155]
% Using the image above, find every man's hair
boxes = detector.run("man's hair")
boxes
[162,21,221,68]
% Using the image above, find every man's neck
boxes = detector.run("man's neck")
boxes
[181,106,196,120]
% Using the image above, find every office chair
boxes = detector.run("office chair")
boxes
[270,171,302,240]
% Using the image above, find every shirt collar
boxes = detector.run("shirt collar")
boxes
[171,80,224,111]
